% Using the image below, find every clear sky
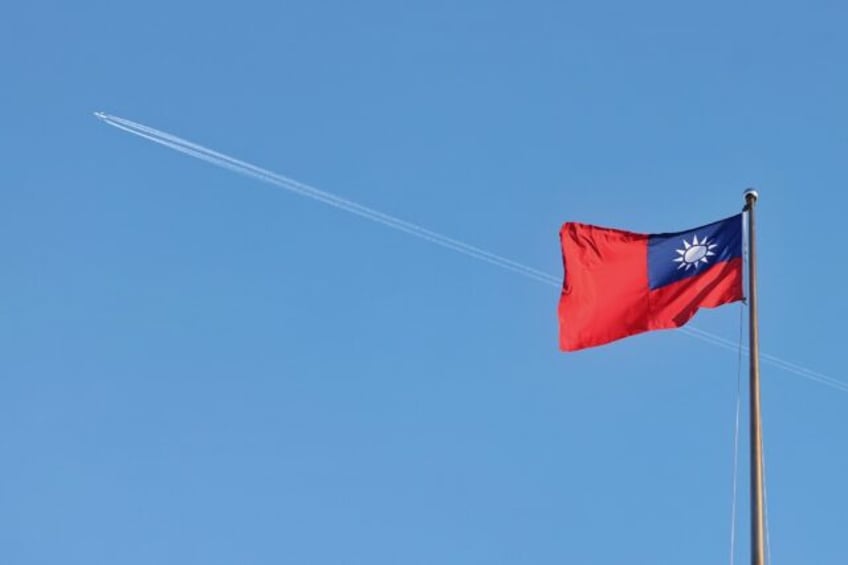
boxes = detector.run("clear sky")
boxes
[3,1,847,563]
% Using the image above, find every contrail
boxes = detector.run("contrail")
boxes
[95,112,843,393]
[95,112,559,286]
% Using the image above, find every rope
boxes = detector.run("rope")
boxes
[729,304,744,565]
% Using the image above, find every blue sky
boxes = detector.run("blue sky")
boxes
[2,1,846,563]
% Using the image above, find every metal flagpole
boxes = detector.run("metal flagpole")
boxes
[744,189,766,565]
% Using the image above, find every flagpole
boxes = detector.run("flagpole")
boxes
[744,189,766,565]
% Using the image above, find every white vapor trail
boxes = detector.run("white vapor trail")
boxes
[95,112,844,394]
[95,113,558,286]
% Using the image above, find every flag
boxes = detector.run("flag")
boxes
[558,214,743,351]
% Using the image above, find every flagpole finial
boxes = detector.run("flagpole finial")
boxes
[744,188,759,203]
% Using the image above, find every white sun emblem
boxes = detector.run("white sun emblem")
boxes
[673,234,718,270]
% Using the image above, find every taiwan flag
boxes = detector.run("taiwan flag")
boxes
[558,215,744,351]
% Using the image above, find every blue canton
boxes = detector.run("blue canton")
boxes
[647,215,743,290]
